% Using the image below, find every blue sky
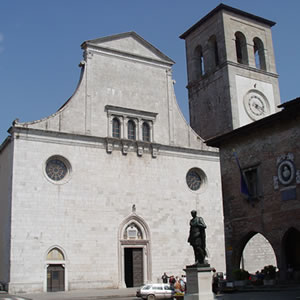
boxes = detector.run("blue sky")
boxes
[1,0,299,142]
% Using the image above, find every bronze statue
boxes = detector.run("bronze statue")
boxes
[188,210,207,266]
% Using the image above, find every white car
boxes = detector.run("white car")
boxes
[136,283,175,300]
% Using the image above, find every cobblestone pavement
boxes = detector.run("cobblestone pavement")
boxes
[1,288,300,300]
[0,296,30,300]
[2,288,137,300]
[216,290,300,300]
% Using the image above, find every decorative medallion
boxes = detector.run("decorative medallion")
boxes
[277,160,295,186]
[273,153,299,192]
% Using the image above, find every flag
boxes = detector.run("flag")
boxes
[233,151,250,198]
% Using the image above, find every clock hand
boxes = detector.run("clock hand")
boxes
[253,103,265,113]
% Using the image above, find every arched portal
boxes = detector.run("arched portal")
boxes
[44,246,67,292]
[282,227,300,280]
[240,233,276,273]
[119,214,151,288]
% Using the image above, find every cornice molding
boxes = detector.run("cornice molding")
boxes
[10,126,219,160]
[105,105,158,120]
[85,45,173,70]
[187,61,278,91]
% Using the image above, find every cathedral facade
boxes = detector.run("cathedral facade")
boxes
[0,32,225,293]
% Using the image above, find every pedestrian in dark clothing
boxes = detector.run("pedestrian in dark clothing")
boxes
[169,275,176,288]
[162,272,168,283]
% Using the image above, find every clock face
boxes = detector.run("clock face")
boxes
[243,90,269,120]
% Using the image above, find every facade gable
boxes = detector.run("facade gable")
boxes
[10,32,212,152]
[82,32,174,66]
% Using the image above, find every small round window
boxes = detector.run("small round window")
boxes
[45,156,70,183]
[186,168,205,191]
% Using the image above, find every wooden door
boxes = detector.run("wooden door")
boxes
[47,264,65,292]
[125,248,143,287]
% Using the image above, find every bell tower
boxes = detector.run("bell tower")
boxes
[180,4,281,140]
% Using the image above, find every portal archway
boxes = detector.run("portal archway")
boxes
[44,246,67,292]
[282,227,300,280]
[119,214,151,288]
[240,233,276,273]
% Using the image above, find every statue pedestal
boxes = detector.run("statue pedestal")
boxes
[184,265,214,300]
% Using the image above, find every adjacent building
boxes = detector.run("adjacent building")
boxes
[206,98,300,280]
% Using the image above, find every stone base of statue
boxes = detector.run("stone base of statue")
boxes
[183,264,214,300]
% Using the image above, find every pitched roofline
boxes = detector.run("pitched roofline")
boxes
[180,3,276,39]
[81,31,175,64]
[206,98,300,147]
